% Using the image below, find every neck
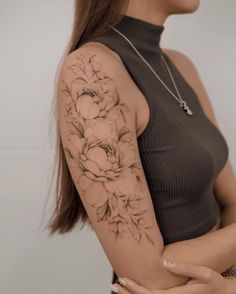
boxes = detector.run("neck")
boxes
[125,0,168,26]
[111,14,165,61]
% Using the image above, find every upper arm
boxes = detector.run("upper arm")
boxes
[57,45,167,289]
[163,48,236,209]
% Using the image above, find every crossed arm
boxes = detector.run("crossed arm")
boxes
[57,44,236,291]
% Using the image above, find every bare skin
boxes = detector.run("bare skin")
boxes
[61,51,155,244]
[112,260,236,293]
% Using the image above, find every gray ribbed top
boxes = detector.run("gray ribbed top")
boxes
[77,13,229,241]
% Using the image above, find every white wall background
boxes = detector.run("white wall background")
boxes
[0,1,235,294]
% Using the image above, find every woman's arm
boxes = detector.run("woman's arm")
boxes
[160,166,236,288]
[58,44,236,291]
[213,160,236,228]
[228,278,236,294]
[214,161,236,270]
[113,260,236,294]
[160,224,236,288]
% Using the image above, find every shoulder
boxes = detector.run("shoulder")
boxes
[60,42,124,81]
[59,44,115,86]
[58,42,146,124]
[162,48,219,124]
[57,42,141,131]
[162,48,194,65]
[162,48,200,89]
[59,42,137,99]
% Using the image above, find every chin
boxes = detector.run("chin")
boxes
[166,0,200,14]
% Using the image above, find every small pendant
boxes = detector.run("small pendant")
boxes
[180,100,193,116]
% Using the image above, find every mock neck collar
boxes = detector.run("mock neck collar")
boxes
[111,14,165,53]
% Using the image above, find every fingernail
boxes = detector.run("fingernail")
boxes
[118,277,126,286]
[111,284,119,293]
[163,260,176,268]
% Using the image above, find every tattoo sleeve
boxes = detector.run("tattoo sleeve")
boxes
[60,51,156,246]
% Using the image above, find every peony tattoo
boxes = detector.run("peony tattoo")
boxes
[61,52,155,245]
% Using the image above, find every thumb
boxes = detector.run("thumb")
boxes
[163,260,214,283]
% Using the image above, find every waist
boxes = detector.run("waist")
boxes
[157,195,221,245]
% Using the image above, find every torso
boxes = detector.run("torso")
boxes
[78,37,226,241]
[135,48,222,236]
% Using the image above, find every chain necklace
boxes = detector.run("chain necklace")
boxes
[108,24,193,116]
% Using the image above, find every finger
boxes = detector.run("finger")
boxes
[117,277,148,294]
[186,280,200,285]
[111,283,131,294]
[186,278,202,285]
[163,260,214,283]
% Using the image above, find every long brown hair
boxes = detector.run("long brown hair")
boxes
[46,0,129,235]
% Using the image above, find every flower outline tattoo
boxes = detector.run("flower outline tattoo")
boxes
[61,52,155,245]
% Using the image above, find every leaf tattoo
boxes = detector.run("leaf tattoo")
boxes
[61,52,155,245]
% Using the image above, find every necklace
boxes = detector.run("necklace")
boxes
[108,24,193,116]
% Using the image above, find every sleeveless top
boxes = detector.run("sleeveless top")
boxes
[75,14,229,287]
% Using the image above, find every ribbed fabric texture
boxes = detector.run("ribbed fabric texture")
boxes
[76,14,229,288]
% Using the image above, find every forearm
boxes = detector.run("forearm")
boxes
[220,204,236,269]
[154,223,236,289]
[226,277,236,294]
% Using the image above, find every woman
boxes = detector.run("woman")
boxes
[47,0,236,293]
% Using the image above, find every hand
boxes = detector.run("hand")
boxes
[111,260,232,294]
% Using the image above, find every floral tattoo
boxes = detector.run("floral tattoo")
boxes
[61,52,155,245]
